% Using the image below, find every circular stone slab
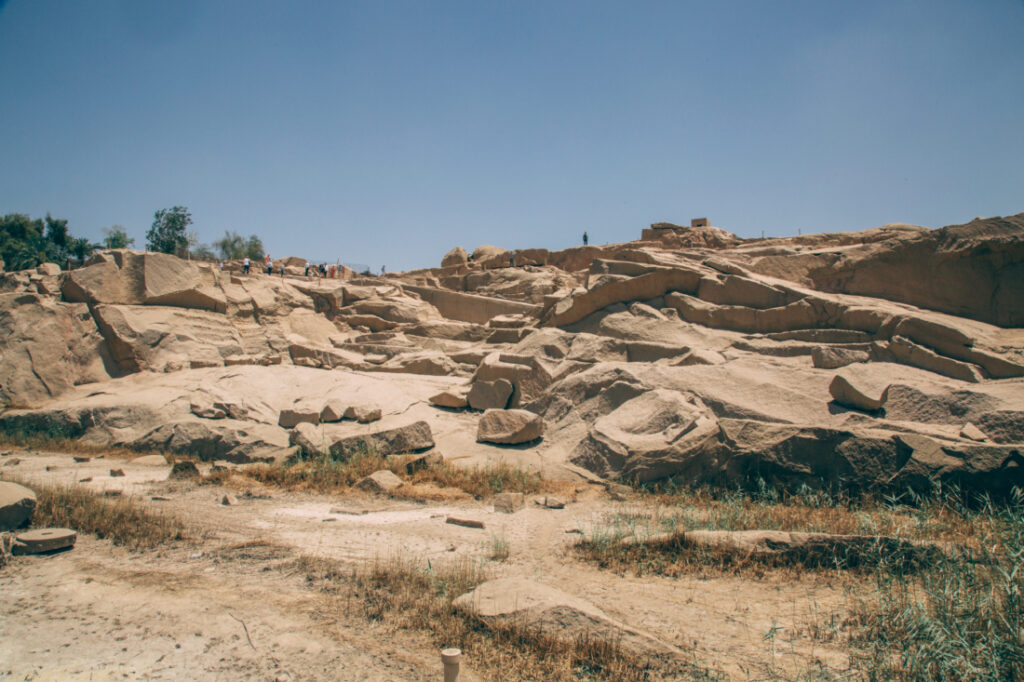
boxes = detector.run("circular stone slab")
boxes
[14,528,77,554]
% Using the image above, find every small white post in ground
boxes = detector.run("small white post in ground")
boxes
[441,647,461,682]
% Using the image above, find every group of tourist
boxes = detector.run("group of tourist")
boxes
[227,255,346,279]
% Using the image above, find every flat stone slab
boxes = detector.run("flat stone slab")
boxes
[12,528,77,554]
[453,577,679,657]
[130,455,169,466]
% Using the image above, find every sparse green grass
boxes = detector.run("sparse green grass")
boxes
[11,477,190,550]
[848,491,1024,680]
[298,553,704,681]
[488,533,510,562]
[578,480,1024,680]
[577,481,988,578]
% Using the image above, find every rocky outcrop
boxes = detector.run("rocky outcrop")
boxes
[1,215,1022,498]
[440,246,468,268]
[744,214,1024,327]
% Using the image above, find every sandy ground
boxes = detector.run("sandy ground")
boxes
[1,448,860,680]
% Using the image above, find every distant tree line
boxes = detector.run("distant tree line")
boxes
[0,213,95,271]
[1,207,266,271]
[144,206,264,261]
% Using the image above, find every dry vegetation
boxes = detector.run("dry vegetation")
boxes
[9,477,190,550]
[577,481,1024,680]
[297,553,704,681]
[221,448,571,500]
[7,433,1022,680]
[0,430,171,462]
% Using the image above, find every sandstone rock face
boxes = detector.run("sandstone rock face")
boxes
[0,294,115,406]
[0,481,36,531]
[792,215,1024,327]
[477,409,545,444]
[1,218,1023,497]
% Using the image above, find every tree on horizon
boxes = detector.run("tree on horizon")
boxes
[146,206,192,256]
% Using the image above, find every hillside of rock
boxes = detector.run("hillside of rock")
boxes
[2,213,1022,494]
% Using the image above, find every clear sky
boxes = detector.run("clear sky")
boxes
[2,1,1022,271]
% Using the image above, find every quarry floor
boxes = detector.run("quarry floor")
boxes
[1,449,862,681]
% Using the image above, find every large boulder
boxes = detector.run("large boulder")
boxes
[329,421,435,458]
[91,304,251,373]
[343,297,442,326]
[62,251,227,312]
[570,389,720,482]
[0,481,36,531]
[829,372,890,411]
[476,409,545,444]
[466,378,513,411]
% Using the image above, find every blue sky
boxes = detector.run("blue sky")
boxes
[1,1,1022,271]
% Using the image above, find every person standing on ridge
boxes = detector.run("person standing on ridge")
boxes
[243,256,250,274]
[583,231,589,246]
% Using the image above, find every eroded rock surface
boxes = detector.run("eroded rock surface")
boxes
[1,215,1023,494]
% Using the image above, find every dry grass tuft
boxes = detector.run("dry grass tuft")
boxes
[12,477,190,550]
[223,449,569,500]
[0,431,172,462]
[297,553,696,681]
[577,482,992,579]
[581,481,1024,679]
[846,491,1024,680]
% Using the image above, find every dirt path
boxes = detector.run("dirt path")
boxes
[2,448,860,680]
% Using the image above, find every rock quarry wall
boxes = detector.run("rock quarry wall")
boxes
[2,213,1023,495]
